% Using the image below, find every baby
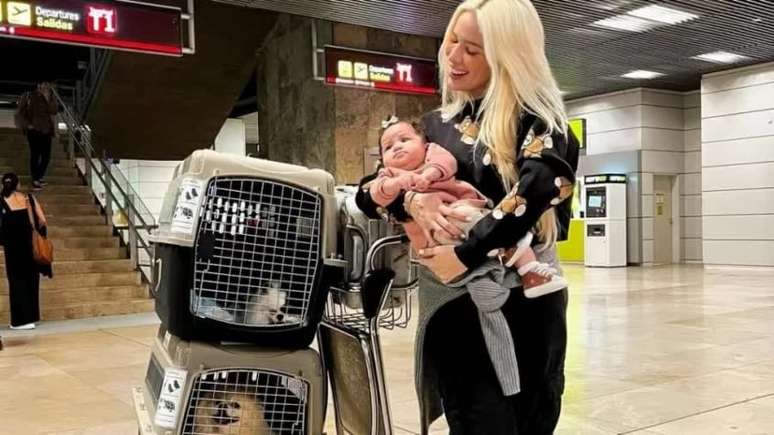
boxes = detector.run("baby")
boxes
[369,117,567,298]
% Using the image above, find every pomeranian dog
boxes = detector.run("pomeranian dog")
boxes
[189,392,272,435]
[243,285,289,326]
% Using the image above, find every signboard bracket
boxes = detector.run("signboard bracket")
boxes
[311,19,324,81]
[181,0,195,54]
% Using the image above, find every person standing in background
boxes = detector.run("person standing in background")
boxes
[17,81,58,190]
[0,173,50,330]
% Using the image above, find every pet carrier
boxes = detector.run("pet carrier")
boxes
[333,186,417,310]
[153,150,345,347]
[133,327,326,435]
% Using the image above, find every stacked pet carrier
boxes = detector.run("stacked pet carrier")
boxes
[134,150,342,435]
[133,150,418,435]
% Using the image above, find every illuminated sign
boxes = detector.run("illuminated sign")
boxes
[568,118,586,150]
[7,2,32,25]
[0,0,182,56]
[325,45,438,96]
[86,5,116,35]
[584,174,627,185]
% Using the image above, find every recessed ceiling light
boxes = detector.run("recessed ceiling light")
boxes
[627,5,698,24]
[692,51,751,64]
[621,70,665,79]
[592,14,660,32]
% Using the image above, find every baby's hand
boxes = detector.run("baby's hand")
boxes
[412,175,431,191]
[397,173,416,189]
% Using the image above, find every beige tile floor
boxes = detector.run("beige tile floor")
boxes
[1,265,774,434]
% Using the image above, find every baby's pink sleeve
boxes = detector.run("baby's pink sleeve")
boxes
[369,169,400,206]
[424,143,457,181]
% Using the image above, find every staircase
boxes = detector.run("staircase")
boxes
[0,128,153,324]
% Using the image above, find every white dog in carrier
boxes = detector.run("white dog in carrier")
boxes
[152,150,345,347]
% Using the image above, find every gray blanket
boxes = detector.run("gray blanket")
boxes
[448,260,522,396]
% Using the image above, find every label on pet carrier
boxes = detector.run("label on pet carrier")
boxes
[153,368,188,429]
[171,178,204,235]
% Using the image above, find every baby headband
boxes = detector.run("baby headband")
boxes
[381,115,399,129]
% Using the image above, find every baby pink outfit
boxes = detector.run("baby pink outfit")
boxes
[370,143,488,250]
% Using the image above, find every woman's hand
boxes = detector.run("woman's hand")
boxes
[417,245,468,284]
[407,192,470,243]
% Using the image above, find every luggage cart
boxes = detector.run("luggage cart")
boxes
[320,234,417,435]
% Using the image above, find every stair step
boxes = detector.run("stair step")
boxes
[0,142,68,151]
[0,271,140,292]
[26,185,91,195]
[0,151,69,160]
[41,298,154,321]
[46,215,106,226]
[44,204,100,217]
[0,259,134,275]
[20,175,83,186]
[0,247,125,261]
[3,286,148,308]
[53,236,120,249]
[0,141,66,149]
[0,134,66,146]
[0,158,72,169]
[0,166,76,177]
[36,194,96,206]
[48,225,112,238]
[0,297,154,322]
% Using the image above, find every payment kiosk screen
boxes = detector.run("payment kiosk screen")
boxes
[586,187,607,218]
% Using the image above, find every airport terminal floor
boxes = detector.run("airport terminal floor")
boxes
[4,0,774,433]
[2,264,774,435]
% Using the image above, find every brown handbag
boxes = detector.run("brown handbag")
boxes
[26,195,53,265]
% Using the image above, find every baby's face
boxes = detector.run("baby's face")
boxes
[380,122,426,170]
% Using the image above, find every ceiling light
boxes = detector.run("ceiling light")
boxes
[621,70,665,79]
[592,14,660,32]
[627,5,698,24]
[692,51,751,64]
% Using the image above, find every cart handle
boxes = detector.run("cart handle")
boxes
[362,234,418,288]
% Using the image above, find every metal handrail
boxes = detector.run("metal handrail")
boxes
[53,89,157,285]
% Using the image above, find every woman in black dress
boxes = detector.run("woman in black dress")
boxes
[1,173,50,330]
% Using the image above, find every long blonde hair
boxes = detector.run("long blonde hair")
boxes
[439,0,567,245]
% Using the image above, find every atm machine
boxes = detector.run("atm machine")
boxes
[584,174,627,267]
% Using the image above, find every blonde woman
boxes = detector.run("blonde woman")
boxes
[357,0,579,433]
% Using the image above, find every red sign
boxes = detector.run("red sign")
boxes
[85,5,117,35]
[0,0,182,56]
[324,45,438,96]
